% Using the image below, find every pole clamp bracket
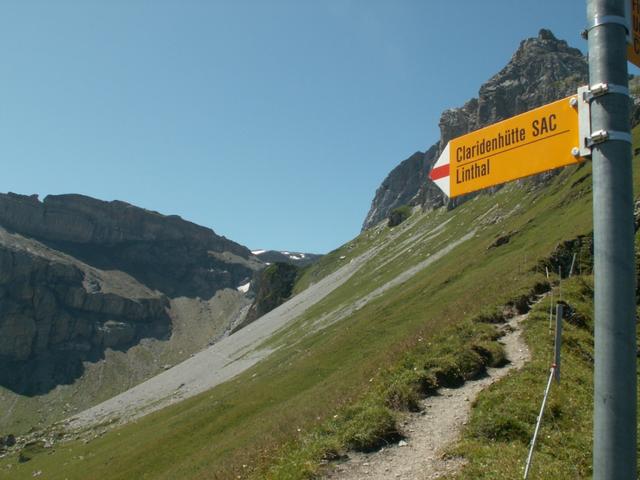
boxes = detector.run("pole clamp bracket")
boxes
[577,85,633,155]
[577,85,593,157]
[585,15,630,34]
[587,129,633,147]
[583,83,630,102]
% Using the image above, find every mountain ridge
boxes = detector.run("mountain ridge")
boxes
[362,29,588,230]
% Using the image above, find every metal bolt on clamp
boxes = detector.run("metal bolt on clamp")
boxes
[583,83,630,102]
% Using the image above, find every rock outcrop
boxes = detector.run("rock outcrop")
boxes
[362,146,440,229]
[0,225,171,394]
[0,193,256,298]
[236,262,300,332]
[0,192,262,395]
[362,29,589,230]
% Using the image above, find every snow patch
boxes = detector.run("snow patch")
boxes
[251,249,267,255]
[237,282,251,293]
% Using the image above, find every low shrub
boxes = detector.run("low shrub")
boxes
[387,205,413,227]
[469,413,530,443]
[340,403,400,451]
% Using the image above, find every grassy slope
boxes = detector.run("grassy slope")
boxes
[1,141,636,478]
[447,129,640,479]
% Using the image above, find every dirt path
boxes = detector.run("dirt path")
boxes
[324,310,532,480]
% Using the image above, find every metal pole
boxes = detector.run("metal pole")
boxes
[549,289,554,332]
[558,266,562,301]
[587,0,637,478]
[554,304,563,384]
[523,368,556,479]
[569,252,578,277]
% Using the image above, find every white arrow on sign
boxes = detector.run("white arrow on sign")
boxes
[428,143,451,197]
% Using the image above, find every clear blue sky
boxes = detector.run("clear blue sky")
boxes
[0,1,623,253]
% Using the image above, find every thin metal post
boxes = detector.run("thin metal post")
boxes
[587,0,637,478]
[558,266,562,301]
[554,304,563,384]
[549,289,554,332]
[523,368,556,479]
[569,252,578,277]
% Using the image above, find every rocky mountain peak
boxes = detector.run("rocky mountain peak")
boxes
[537,28,557,41]
[362,29,588,230]
[447,28,586,146]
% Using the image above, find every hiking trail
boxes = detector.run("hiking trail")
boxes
[324,307,533,480]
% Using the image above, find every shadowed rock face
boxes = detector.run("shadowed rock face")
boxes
[0,232,171,395]
[0,193,260,395]
[362,29,588,230]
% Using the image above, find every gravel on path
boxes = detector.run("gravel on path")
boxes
[323,309,532,480]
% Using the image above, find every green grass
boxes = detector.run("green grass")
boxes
[444,129,640,478]
[1,139,638,479]
[257,311,525,480]
[448,275,640,479]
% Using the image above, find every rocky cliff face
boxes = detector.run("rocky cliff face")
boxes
[362,146,440,230]
[0,227,171,394]
[362,29,589,230]
[0,192,261,396]
[0,193,256,298]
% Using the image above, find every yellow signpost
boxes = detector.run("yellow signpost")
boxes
[429,94,585,198]
[430,3,637,475]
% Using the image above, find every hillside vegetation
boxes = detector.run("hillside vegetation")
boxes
[448,275,639,479]
[1,133,638,478]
